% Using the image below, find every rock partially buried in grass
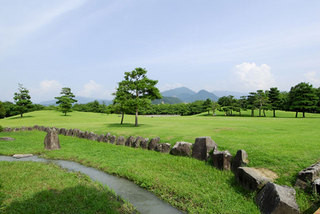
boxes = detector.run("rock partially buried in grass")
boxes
[170,142,193,157]
[192,137,217,161]
[256,182,299,214]
[13,154,33,158]
[125,136,136,147]
[148,137,160,150]
[231,150,249,174]
[155,143,171,153]
[212,150,232,170]
[132,136,143,148]
[236,167,278,191]
[116,136,125,145]
[140,138,149,149]
[109,135,116,144]
[295,162,320,190]
[44,128,60,150]
[0,137,15,141]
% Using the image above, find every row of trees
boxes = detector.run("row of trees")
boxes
[215,82,320,118]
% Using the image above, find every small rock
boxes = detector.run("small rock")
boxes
[116,136,125,145]
[231,150,249,173]
[192,137,217,161]
[12,154,33,158]
[313,178,320,194]
[27,127,33,131]
[140,138,149,149]
[236,167,277,191]
[3,127,12,132]
[256,182,299,214]
[132,136,143,148]
[0,137,15,141]
[59,128,67,135]
[170,142,193,156]
[295,162,320,190]
[109,135,116,144]
[148,137,160,150]
[212,150,233,170]
[44,128,60,150]
[97,134,105,142]
[125,136,136,147]
[155,143,171,153]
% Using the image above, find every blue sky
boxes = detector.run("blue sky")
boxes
[1,0,320,102]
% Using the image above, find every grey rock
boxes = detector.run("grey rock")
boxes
[256,182,299,214]
[59,128,67,135]
[148,137,160,150]
[231,150,249,173]
[3,127,12,132]
[109,135,116,144]
[33,125,39,130]
[313,178,320,194]
[14,128,20,132]
[140,138,149,149]
[192,137,217,161]
[72,129,80,137]
[236,167,274,191]
[21,126,27,131]
[66,129,73,136]
[87,132,98,141]
[0,137,15,141]
[78,131,85,138]
[125,136,136,147]
[97,134,105,142]
[27,127,33,131]
[12,154,33,158]
[44,128,60,150]
[295,162,320,190]
[116,136,125,145]
[155,143,171,153]
[212,150,233,170]
[170,142,193,157]
[132,136,143,148]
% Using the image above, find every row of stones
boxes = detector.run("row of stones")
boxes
[3,126,300,213]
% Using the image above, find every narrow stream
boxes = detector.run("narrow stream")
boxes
[0,155,184,214]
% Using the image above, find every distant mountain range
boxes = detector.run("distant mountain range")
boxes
[37,87,248,106]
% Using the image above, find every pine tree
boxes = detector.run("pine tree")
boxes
[13,84,32,117]
[268,87,281,117]
[55,87,77,116]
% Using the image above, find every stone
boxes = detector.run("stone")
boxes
[27,127,33,131]
[313,178,320,194]
[39,126,45,131]
[97,134,105,142]
[59,128,67,135]
[14,128,20,132]
[102,133,110,143]
[72,129,80,137]
[231,150,249,173]
[116,136,125,145]
[44,127,50,132]
[66,129,73,136]
[33,125,39,130]
[256,182,299,214]
[192,137,217,161]
[0,137,15,141]
[155,143,171,153]
[125,136,136,147]
[21,126,27,131]
[148,137,160,150]
[12,154,33,158]
[140,138,149,149]
[170,142,193,157]
[132,136,143,148]
[3,127,12,132]
[236,167,277,191]
[44,128,60,150]
[109,135,116,144]
[212,150,233,170]
[87,132,98,141]
[295,162,320,190]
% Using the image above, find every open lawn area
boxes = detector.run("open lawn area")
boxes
[1,110,320,213]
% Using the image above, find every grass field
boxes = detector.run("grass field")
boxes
[0,161,136,213]
[1,110,320,213]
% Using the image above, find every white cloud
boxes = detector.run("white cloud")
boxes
[79,80,112,99]
[30,80,63,102]
[304,71,320,87]
[233,62,275,91]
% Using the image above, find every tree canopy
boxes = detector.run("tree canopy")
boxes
[55,87,77,116]
[13,84,32,117]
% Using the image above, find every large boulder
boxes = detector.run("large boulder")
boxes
[256,182,299,214]
[116,136,125,145]
[125,136,136,147]
[132,136,143,148]
[170,142,193,157]
[140,138,149,149]
[236,167,277,191]
[155,143,171,153]
[231,150,249,173]
[44,128,60,150]
[148,137,160,150]
[295,162,320,190]
[212,150,232,170]
[192,137,217,161]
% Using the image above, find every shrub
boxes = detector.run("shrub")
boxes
[0,125,3,132]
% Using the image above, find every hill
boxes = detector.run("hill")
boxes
[152,96,183,104]
[161,87,218,102]
[39,97,112,106]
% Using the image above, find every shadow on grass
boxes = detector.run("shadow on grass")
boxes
[2,185,135,214]
[105,123,153,128]
[8,115,34,120]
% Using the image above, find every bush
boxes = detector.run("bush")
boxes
[0,125,3,132]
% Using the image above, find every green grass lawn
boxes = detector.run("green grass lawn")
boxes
[0,161,137,214]
[1,110,320,213]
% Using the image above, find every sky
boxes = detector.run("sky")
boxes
[1,0,320,102]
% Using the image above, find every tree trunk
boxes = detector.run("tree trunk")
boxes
[303,111,305,118]
[121,112,124,125]
[65,112,67,116]
[259,107,261,117]
[135,107,138,126]
[20,113,23,117]
[208,110,210,115]
[295,111,298,118]
[263,109,266,117]
[251,109,254,117]
[273,109,276,117]
[239,111,241,116]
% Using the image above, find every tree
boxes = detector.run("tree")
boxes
[238,96,248,116]
[114,68,162,126]
[218,95,237,116]
[13,84,32,117]
[113,82,132,125]
[255,90,269,117]
[203,99,213,115]
[288,82,318,118]
[0,101,6,118]
[55,87,77,116]
[268,87,281,117]
[247,92,257,117]
[212,101,220,116]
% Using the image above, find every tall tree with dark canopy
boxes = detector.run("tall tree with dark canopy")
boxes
[255,90,269,117]
[55,87,77,116]
[247,92,257,117]
[113,82,132,125]
[268,87,281,117]
[288,82,318,118]
[203,98,213,115]
[0,101,6,118]
[115,68,162,126]
[13,84,32,117]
